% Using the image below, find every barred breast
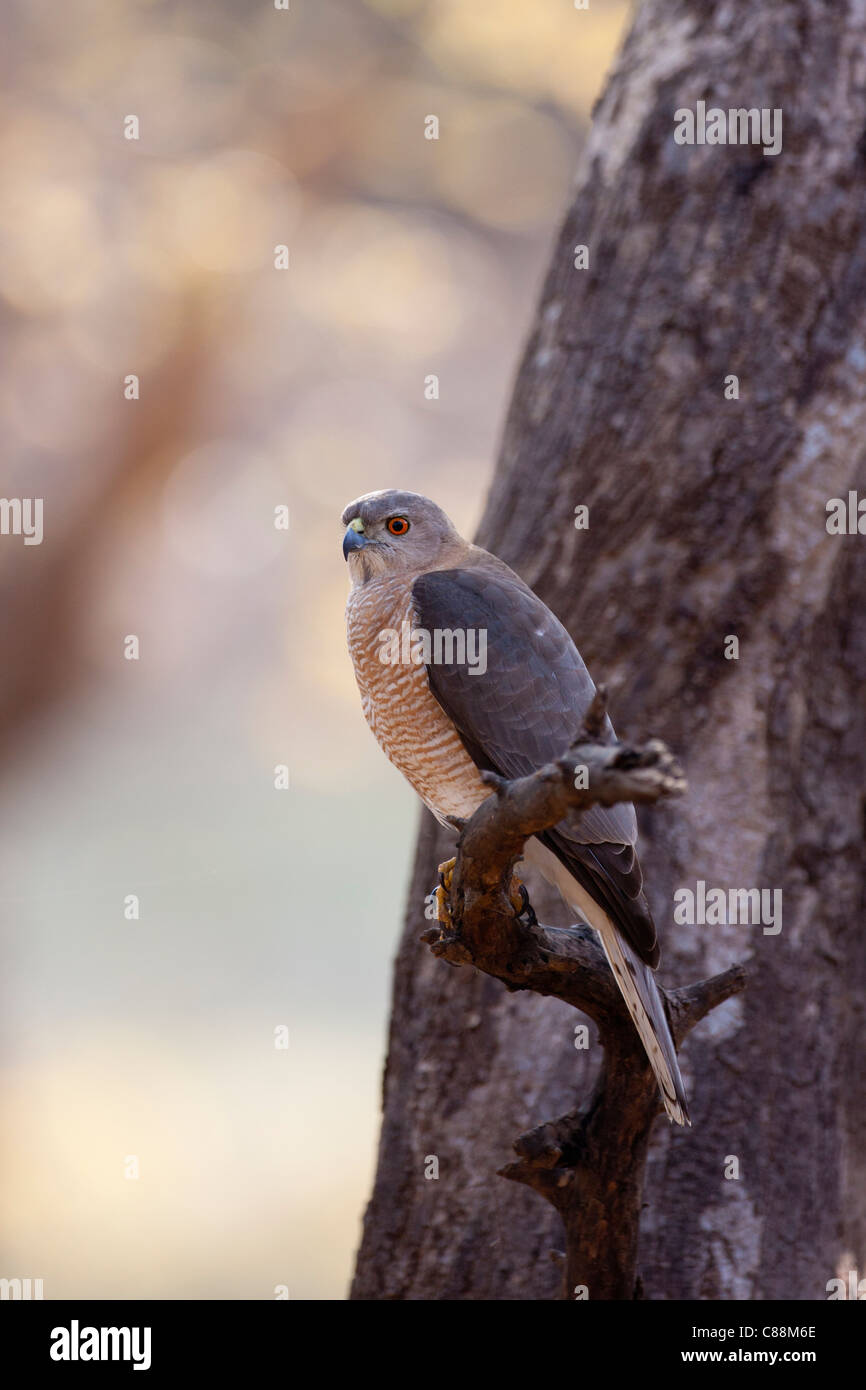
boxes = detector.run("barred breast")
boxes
[346,575,487,823]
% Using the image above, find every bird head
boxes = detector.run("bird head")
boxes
[341,490,461,584]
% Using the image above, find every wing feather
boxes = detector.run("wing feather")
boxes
[412,564,659,965]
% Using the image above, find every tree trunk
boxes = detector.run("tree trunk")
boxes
[351,0,866,1301]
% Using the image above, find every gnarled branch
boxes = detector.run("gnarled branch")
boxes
[420,688,746,1300]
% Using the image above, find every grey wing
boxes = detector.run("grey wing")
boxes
[412,565,659,967]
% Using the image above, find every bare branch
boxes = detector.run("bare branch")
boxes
[420,697,746,1299]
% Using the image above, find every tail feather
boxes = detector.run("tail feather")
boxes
[594,916,690,1125]
[522,837,690,1123]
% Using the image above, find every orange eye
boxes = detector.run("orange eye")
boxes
[387,516,410,536]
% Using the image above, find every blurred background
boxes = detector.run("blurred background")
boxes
[0,0,628,1298]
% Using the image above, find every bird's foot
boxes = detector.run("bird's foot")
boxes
[426,861,536,929]
[424,856,456,929]
[509,876,538,928]
[437,857,456,895]
[422,857,467,962]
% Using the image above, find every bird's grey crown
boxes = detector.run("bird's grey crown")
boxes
[341,490,458,536]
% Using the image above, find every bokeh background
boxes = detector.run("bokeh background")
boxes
[0,0,629,1298]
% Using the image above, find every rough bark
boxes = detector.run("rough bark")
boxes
[352,0,866,1301]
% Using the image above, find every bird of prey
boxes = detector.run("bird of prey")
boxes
[342,488,688,1125]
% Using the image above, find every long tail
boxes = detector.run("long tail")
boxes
[577,902,690,1125]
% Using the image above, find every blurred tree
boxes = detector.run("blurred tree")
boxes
[0,292,209,755]
[351,0,866,1299]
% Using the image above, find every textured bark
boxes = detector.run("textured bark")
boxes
[351,0,866,1301]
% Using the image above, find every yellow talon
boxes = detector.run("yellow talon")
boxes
[437,857,456,892]
[434,857,456,926]
[509,874,538,926]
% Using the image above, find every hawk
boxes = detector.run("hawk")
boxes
[342,488,688,1125]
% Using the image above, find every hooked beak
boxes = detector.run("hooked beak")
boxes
[342,521,369,559]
